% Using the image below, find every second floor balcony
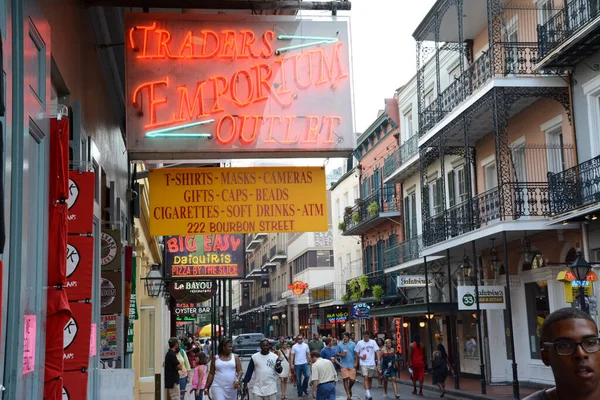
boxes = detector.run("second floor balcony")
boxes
[269,243,287,263]
[383,134,420,183]
[341,188,401,236]
[537,0,600,69]
[383,236,422,271]
[344,270,397,302]
[245,233,267,252]
[549,155,600,216]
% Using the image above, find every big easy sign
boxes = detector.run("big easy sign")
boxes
[124,13,353,160]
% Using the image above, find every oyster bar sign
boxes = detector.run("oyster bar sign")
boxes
[124,13,353,159]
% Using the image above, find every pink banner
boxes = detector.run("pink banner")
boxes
[90,323,97,357]
[23,315,36,375]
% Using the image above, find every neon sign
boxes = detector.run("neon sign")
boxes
[125,14,353,160]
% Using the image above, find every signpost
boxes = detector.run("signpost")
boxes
[457,286,506,310]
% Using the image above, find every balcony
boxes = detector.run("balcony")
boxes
[537,0,600,69]
[549,155,600,216]
[383,134,420,183]
[423,183,552,247]
[342,188,401,236]
[384,236,422,270]
[344,270,396,302]
[269,244,287,262]
[245,233,267,252]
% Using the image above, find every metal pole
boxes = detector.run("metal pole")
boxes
[424,257,434,363]
[503,231,520,400]
[472,241,486,395]
[447,249,460,390]
[229,279,233,338]
[222,279,226,338]
[580,284,587,312]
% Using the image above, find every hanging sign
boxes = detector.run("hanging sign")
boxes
[100,315,120,358]
[458,285,506,310]
[101,229,121,271]
[165,234,245,279]
[101,271,123,315]
[124,13,353,160]
[288,281,308,295]
[64,302,92,371]
[63,370,89,400]
[350,303,371,319]
[149,167,327,236]
[126,320,134,354]
[66,236,94,300]
[326,312,348,324]
[67,172,95,234]
[174,303,211,315]
[397,275,429,288]
[169,280,217,303]
[22,315,36,375]
[395,318,402,354]
[564,280,594,302]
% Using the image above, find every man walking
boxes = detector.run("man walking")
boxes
[165,337,184,400]
[290,334,311,397]
[408,334,426,396]
[242,339,283,400]
[524,307,600,400]
[336,332,356,400]
[310,350,337,400]
[354,331,379,400]
[309,333,325,353]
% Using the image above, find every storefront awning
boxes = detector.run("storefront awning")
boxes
[369,302,458,318]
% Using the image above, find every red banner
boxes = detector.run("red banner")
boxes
[64,302,92,371]
[67,171,95,234]
[63,370,88,399]
[66,236,93,301]
[124,245,133,281]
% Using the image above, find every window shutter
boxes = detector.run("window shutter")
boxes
[448,170,456,208]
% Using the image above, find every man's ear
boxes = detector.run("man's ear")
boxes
[541,347,551,366]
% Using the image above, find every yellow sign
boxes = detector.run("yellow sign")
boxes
[564,281,594,303]
[149,167,328,235]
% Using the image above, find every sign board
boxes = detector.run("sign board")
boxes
[170,280,218,302]
[101,271,123,315]
[326,312,348,324]
[68,172,95,234]
[165,235,244,279]
[63,370,89,400]
[350,303,371,319]
[288,281,308,295]
[174,304,211,315]
[100,314,120,358]
[124,13,353,160]
[98,369,135,400]
[64,302,92,371]
[66,235,94,300]
[22,315,36,375]
[458,285,506,310]
[564,280,594,302]
[149,167,327,235]
[397,275,429,288]
[101,229,121,271]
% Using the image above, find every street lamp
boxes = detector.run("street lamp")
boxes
[419,321,426,328]
[425,313,435,320]
[461,251,473,282]
[142,263,163,298]
[571,249,593,312]
[489,239,501,279]
[521,234,534,265]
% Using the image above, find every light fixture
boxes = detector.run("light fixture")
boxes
[281,314,286,319]
[425,313,435,319]
[563,220,570,225]
[489,238,501,272]
[571,249,592,282]
[593,215,598,221]
[272,315,279,321]
[402,322,409,328]
[522,234,534,265]
[472,313,477,319]
[142,263,164,298]
[461,250,473,281]
[419,321,426,328]
[145,119,215,138]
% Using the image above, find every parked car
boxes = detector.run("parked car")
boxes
[232,333,265,356]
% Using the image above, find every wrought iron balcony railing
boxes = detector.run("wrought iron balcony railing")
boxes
[424,183,551,247]
[419,42,546,137]
[549,156,600,215]
[383,236,422,269]
[538,0,600,60]
[383,135,419,180]
[343,188,401,233]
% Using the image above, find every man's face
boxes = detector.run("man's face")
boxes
[175,342,181,352]
[363,334,370,342]
[260,341,270,354]
[332,339,338,346]
[297,336,303,344]
[343,335,349,344]
[542,318,600,395]
[313,333,319,341]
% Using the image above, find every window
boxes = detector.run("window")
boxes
[424,89,434,109]
[483,161,497,191]
[140,307,156,377]
[538,0,553,26]
[404,110,413,139]
[541,115,565,174]
[525,282,550,359]
[374,241,384,271]
[404,191,418,239]
[429,177,443,216]
[447,64,460,90]
[317,251,331,267]
[582,74,600,158]
[505,16,519,73]
[353,185,360,200]
[447,166,467,207]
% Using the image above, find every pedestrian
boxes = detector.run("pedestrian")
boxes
[290,334,311,397]
[408,334,426,396]
[275,336,287,351]
[331,338,342,375]
[320,338,338,367]
[350,333,356,343]
[310,350,337,400]
[204,339,243,400]
[523,307,600,400]
[309,333,325,353]
[203,339,211,358]
[190,352,208,400]
[276,339,292,399]
[431,350,448,397]
[436,335,454,377]
[379,339,399,399]
[375,338,385,388]
[242,339,283,400]
[165,337,184,400]
[177,339,192,399]
[354,331,379,400]
[336,332,356,400]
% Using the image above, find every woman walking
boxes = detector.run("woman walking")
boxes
[204,339,243,400]
[375,338,385,388]
[378,339,399,399]
[190,352,208,400]
[276,340,291,399]
[407,334,426,396]
[432,351,448,397]
[177,340,192,400]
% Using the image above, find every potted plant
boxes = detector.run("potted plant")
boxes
[367,201,379,215]
[338,221,346,231]
[358,275,370,292]
[348,278,360,293]
[341,292,350,302]
[355,198,365,207]
[372,285,384,301]
[345,206,353,215]
[352,212,360,223]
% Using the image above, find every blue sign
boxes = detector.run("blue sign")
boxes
[350,303,371,319]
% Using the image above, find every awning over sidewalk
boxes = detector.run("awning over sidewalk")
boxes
[369,302,458,317]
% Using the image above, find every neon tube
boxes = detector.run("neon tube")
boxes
[277,35,339,41]
[146,132,212,138]
[275,39,339,55]
[145,119,214,138]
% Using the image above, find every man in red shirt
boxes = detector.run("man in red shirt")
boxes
[407,334,426,396]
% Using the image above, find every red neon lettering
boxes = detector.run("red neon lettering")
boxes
[304,116,321,143]
[282,115,299,144]
[210,75,229,113]
[294,51,313,89]
[185,235,197,252]
[166,237,179,253]
[230,69,254,107]
[322,116,343,143]
[315,42,349,89]
[216,115,236,144]
[260,30,275,58]
[156,29,179,59]
[200,30,220,59]
[132,78,169,128]
[178,31,195,58]
[250,63,294,108]
[219,30,237,59]
[274,57,291,95]
[176,82,209,122]
[263,116,282,143]
[130,22,157,57]
[239,115,261,145]
[239,30,259,59]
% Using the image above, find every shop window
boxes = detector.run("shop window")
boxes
[140,307,156,377]
[463,313,479,359]
[524,281,550,359]
[317,251,331,267]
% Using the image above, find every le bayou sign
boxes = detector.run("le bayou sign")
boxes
[124,13,353,160]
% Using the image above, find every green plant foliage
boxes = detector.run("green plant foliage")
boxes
[367,201,379,215]
[350,291,363,301]
[341,292,350,302]
[372,285,384,301]
[348,278,360,292]
[358,275,370,292]
[338,221,346,231]
[352,212,360,223]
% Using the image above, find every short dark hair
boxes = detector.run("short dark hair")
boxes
[310,350,321,359]
[540,307,597,343]
[260,338,270,346]
[168,337,179,349]
[343,332,351,338]
[323,337,331,345]
[363,331,371,337]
